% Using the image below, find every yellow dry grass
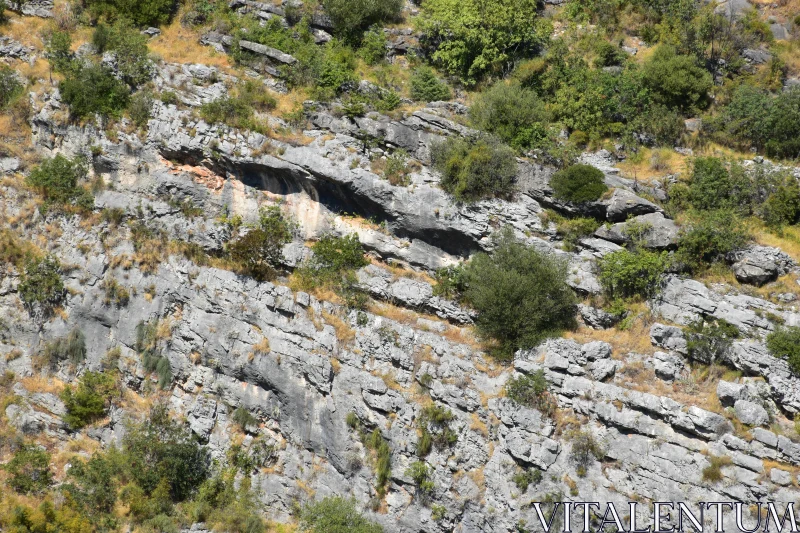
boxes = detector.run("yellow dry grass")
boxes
[754,224,800,263]
[2,12,48,49]
[19,376,65,396]
[322,310,355,345]
[149,16,233,70]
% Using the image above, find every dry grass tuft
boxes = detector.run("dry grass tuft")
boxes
[322,310,355,346]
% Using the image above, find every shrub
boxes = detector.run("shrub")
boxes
[431,135,517,202]
[409,67,451,102]
[505,370,556,417]
[686,158,751,212]
[84,0,178,27]
[128,90,154,127]
[358,28,388,65]
[641,45,712,112]
[469,81,549,151]
[701,455,732,483]
[767,326,800,375]
[60,371,118,429]
[135,320,172,388]
[300,496,383,533]
[512,467,542,493]
[0,66,22,109]
[686,319,740,364]
[676,209,750,272]
[362,430,391,496]
[762,177,800,227]
[322,0,403,40]
[103,20,153,87]
[405,461,434,500]
[45,30,73,73]
[549,164,607,203]
[123,403,210,501]
[594,41,626,67]
[460,228,577,359]
[231,407,257,431]
[18,256,65,312]
[544,211,601,250]
[567,429,604,477]
[432,265,465,300]
[598,248,668,300]
[416,404,457,456]
[416,0,550,84]
[5,445,52,494]
[39,328,86,370]
[60,63,130,119]
[102,277,130,306]
[382,149,412,186]
[199,96,258,132]
[308,233,369,280]
[228,206,293,281]
[26,154,90,206]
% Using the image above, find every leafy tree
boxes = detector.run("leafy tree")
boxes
[676,209,750,272]
[762,176,800,228]
[60,371,119,429]
[60,63,130,119]
[83,0,178,27]
[64,452,121,520]
[0,66,22,109]
[228,206,293,281]
[416,0,550,84]
[598,248,668,300]
[410,67,451,102]
[767,326,800,375]
[45,30,73,73]
[431,135,517,202]
[300,496,383,533]
[686,157,751,212]
[641,45,712,112]
[358,27,388,65]
[469,81,549,151]
[460,228,577,359]
[5,445,52,494]
[686,319,740,364]
[122,403,210,502]
[103,19,153,87]
[594,41,626,67]
[26,154,89,205]
[18,256,65,312]
[549,164,608,203]
[322,0,403,41]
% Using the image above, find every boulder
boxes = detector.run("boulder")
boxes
[651,351,686,382]
[589,359,618,381]
[238,40,297,65]
[578,304,620,329]
[649,323,688,355]
[733,399,769,427]
[717,380,746,407]
[581,341,612,361]
[729,245,795,286]
[602,189,661,222]
[594,212,679,249]
[742,48,772,64]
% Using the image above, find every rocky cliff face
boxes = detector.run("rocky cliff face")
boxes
[5,45,800,533]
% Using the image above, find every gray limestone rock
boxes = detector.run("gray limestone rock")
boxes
[729,245,795,286]
[733,399,769,427]
[602,189,662,222]
[594,212,679,249]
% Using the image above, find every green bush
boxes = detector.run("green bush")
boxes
[101,20,153,87]
[358,27,388,65]
[762,177,800,227]
[431,135,517,202]
[417,404,457,456]
[18,256,65,312]
[308,233,369,279]
[300,496,383,533]
[60,371,118,429]
[5,445,52,495]
[405,461,434,499]
[545,212,601,250]
[505,370,556,416]
[469,81,549,151]
[686,319,740,364]
[362,429,391,496]
[512,467,542,493]
[686,158,751,212]
[135,320,172,388]
[598,248,668,300]
[322,0,403,40]
[460,228,577,359]
[84,0,178,27]
[409,67,451,102]
[702,455,732,483]
[26,154,90,206]
[676,209,750,272]
[549,164,607,203]
[128,90,154,127]
[594,41,626,67]
[45,30,73,73]
[39,328,86,370]
[123,403,210,501]
[767,326,800,375]
[567,429,604,477]
[60,63,130,119]
[416,0,550,84]
[641,45,712,112]
[228,206,293,281]
[0,65,22,109]
[231,407,257,431]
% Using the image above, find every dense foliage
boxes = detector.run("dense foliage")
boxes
[431,135,518,202]
[228,206,293,281]
[505,370,556,416]
[300,496,383,533]
[83,0,178,27]
[460,228,577,359]
[416,0,550,84]
[60,371,119,429]
[598,248,668,300]
[322,0,403,41]
[550,164,608,203]
[767,326,800,375]
[469,81,548,151]
[18,256,65,313]
[26,155,92,209]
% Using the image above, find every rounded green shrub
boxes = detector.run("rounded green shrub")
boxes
[549,164,608,203]
[431,135,517,202]
[598,248,668,300]
[767,326,800,375]
[469,81,548,151]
